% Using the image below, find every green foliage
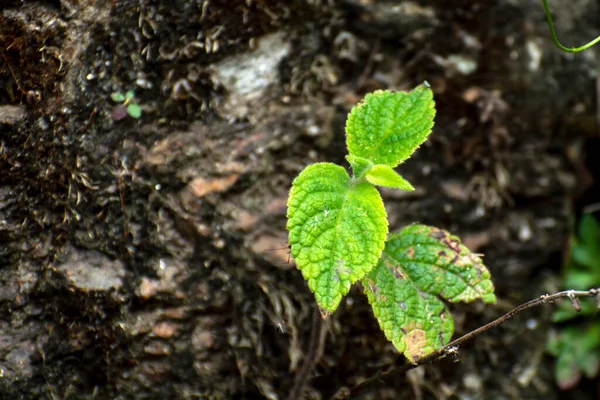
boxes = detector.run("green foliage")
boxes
[110,92,126,102]
[345,85,435,167]
[549,214,600,389]
[287,163,388,313]
[286,84,496,360]
[110,90,142,119]
[365,165,414,191]
[364,225,495,361]
[548,324,600,390]
[126,103,142,119]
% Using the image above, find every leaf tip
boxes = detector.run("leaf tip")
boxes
[482,293,497,304]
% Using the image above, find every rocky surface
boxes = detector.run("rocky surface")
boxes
[0,0,598,399]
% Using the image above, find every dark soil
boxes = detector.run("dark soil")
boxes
[0,0,598,399]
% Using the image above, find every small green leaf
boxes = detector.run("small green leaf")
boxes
[548,323,600,389]
[363,260,454,363]
[345,154,374,179]
[581,352,600,378]
[555,353,581,390]
[572,217,600,270]
[125,90,135,100]
[127,103,142,119]
[579,214,600,245]
[564,268,600,290]
[346,84,435,167]
[363,224,495,361]
[366,165,414,191]
[287,163,388,314]
[551,297,599,322]
[111,92,126,102]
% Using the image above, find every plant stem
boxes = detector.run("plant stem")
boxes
[541,0,600,53]
[288,306,328,400]
[331,287,600,400]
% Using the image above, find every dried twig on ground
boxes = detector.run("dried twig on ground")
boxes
[288,306,328,400]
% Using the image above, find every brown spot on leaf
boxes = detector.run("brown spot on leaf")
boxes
[391,267,405,280]
[406,247,415,258]
[431,230,446,240]
[404,329,427,361]
[364,279,378,294]
[472,262,485,278]
[442,237,461,254]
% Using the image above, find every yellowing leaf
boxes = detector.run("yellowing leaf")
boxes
[385,225,496,304]
[364,224,495,362]
[363,261,453,363]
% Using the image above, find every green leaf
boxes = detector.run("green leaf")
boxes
[555,353,581,390]
[346,84,435,167]
[366,165,414,191]
[579,214,600,245]
[127,103,142,119]
[548,323,600,389]
[111,92,126,102]
[581,352,600,378]
[363,224,496,362]
[572,215,600,269]
[384,225,496,304]
[287,163,388,314]
[564,268,600,290]
[345,154,374,179]
[363,260,454,363]
[125,90,135,100]
[552,297,599,322]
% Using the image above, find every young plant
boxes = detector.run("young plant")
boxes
[548,214,600,389]
[286,84,496,362]
[110,90,142,120]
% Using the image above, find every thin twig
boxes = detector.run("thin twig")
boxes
[288,306,328,400]
[332,288,600,399]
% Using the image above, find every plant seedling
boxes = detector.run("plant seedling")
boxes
[286,84,496,362]
[110,90,142,120]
